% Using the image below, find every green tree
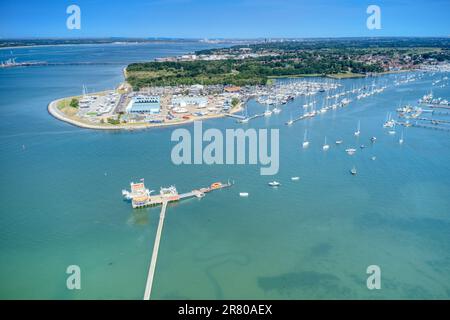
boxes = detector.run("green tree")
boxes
[70,98,79,109]
[231,97,240,108]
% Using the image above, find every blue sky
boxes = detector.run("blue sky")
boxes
[0,0,449,38]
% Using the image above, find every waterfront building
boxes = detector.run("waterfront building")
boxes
[172,96,208,108]
[126,95,161,114]
[224,86,241,93]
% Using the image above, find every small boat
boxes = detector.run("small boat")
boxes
[272,107,281,114]
[371,156,377,161]
[268,181,281,187]
[122,189,132,200]
[302,129,310,148]
[335,140,343,145]
[354,120,361,136]
[370,137,377,143]
[360,144,366,149]
[239,192,249,197]
[389,123,397,135]
[350,166,357,175]
[291,176,300,181]
[322,136,330,151]
[346,148,357,155]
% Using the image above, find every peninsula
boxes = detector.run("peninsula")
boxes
[48,37,450,130]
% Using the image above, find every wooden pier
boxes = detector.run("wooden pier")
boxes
[411,123,450,132]
[123,180,233,299]
[225,113,246,120]
[143,200,168,300]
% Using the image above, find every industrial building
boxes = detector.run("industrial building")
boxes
[171,96,208,108]
[126,95,161,114]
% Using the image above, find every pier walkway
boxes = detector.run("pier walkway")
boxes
[143,200,168,300]
[225,113,246,120]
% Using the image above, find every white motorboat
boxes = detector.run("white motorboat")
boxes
[268,181,281,187]
[323,136,330,151]
[346,148,357,155]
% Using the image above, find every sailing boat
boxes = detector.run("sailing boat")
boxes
[322,136,330,151]
[302,129,310,148]
[388,122,396,135]
[399,130,404,144]
[354,120,361,136]
[350,166,357,175]
[264,106,272,117]
[272,106,281,114]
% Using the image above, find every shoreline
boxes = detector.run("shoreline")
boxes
[0,40,204,51]
[48,96,244,131]
[47,68,414,131]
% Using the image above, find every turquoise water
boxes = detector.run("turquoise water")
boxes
[0,43,449,299]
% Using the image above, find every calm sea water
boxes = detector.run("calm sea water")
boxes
[0,43,449,299]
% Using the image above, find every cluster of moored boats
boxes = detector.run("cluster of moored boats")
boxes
[419,92,449,106]
[254,80,339,106]
[299,117,407,176]
[283,82,391,126]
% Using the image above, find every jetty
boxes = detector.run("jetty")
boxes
[143,200,167,300]
[122,179,233,299]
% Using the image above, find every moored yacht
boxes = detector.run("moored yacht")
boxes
[302,129,310,148]
[322,136,330,151]
[354,120,361,136]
